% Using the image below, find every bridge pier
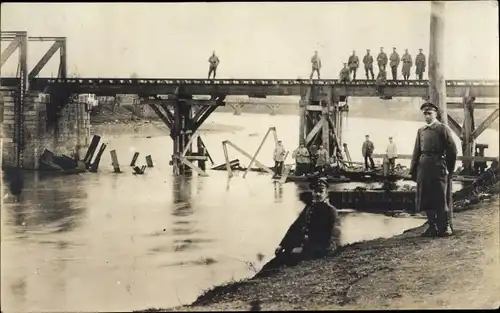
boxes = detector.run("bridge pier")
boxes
[145,93,224,176]
[298,86,342,161]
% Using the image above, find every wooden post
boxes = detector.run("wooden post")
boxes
[83,135,101,169]
[89,143,107,173]
[197,137,206,171]
[130,152,139,167]
[428,1,447,126]
[243,127,274,178]
[462,90,475,174]
[145,155,154,168]
[222,141,233,178]
[110,149,121,173]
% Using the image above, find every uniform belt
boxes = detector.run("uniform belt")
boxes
[421,151,444,157]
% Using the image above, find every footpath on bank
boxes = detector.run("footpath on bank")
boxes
[137,183,499,311]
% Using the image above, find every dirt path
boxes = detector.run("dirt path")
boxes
[143,196,499,311]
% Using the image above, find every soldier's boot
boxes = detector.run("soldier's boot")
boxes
[422,212,438,237]
[437,210,453,237]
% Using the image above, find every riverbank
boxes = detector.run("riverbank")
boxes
[138,186,500,311]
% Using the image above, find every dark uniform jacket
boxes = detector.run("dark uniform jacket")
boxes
[348,55,359,69]
[279,201,341,255]
[363,54,374,69]
[415,53,426,73]
[409,121,458,213]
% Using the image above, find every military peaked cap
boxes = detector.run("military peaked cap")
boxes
[310,177,329,190]
[420,102,439,112]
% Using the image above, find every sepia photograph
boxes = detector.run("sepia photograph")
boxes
[1,1,499,312]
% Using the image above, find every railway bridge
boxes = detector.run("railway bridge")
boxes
[1,31,499,175]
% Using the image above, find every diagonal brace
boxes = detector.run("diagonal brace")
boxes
[148,103,173,131]
[471,108,499,140]
[305,118,324,145]
[447,114,463,138]
[29,41,61,79]
[0,37,21,67]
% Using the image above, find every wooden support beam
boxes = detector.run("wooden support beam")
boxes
[148,103,173,130]
[428,1,447,126]
[305,118,324,146]
[178,99,219,106]
[223,140,275,176]
[462,88,474,173]
[322,111,330,156]
[447,102,498,109]
[447,113,463,137]
[243,127,276,178]
[471,108,499,140]
[28,41,61,79]
[0,37,21,67]
[222,141,233,178]
[179,156,209,177]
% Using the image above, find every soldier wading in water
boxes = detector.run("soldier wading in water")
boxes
[257,178,341,276]
[409,102,458,237]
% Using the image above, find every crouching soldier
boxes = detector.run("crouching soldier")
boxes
[257,178,342,276]
[339,63,351,83]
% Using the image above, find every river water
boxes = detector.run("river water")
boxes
[1,112,498,312]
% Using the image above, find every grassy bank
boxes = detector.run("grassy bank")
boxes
[137,182,500,311]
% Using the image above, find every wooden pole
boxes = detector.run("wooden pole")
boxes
[428,1,447,126]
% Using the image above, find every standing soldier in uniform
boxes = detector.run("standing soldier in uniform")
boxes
[316,144,329,173]
[339,63,351,83]
[292,143,311,176]
[409,102,458,237]
[260,177,341,273]
[362,135,375,171]
[363,49,375,79]
[377,47,388,72]
[363,49,375,80]
[415,49,426,80]
[401,49,413,81]
[208,51,220,79]
[348,50,360,80]
[389,47,400,80]
[310,51,322,79]
[273,140,286,177]
[385,136,398,173]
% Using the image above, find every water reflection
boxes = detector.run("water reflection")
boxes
[2,171,87,235]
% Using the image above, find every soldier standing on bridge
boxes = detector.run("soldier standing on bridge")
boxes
[363,49,375,80]
[310,51,322,79]
[415,49,426,80]
[339,63,351,83]
[377,47,388,72]
[208,51,220,79]
[401,49,413,81]
[409,102,458,238]
[348,51,360,80]
[389,47,400,80]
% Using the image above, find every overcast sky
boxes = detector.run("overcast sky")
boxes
[1,1,498,79]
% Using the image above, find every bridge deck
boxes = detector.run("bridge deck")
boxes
[1,78,499,98]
